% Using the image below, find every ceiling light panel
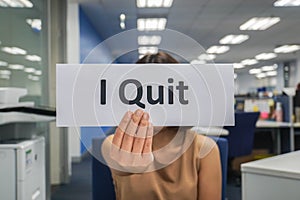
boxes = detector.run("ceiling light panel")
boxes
[138,35,162,45]
[240,17,280,30]
[28,74,39,81]
[274,45,300,53]
[190,60,206,64]
[25,55,41,62]
[206,45,230,54]
[198,54,216,61]
[138,46,158,54]
[137,18,167,31]
[266,71,278,76]
[8,64,25,70]
[120,14,126,21]
[0,60,8,66]
[34,70,42,75]
[137,0,173,8]
[0,0,33,7]
[256,73,267,79]
[0,74,10,80]
[26,19,41,31]
[261,65,278,71]
[233,63,245,69]
[120,22,126,29]
[274,0,300,7]
[241,59,258,66]
[249,68,262,74]
[24,67,36,73]
[255,52,277,60]
[219,34,249,44]
[2,47,27,55]
[0,70,11,75]
[119,14,126,30]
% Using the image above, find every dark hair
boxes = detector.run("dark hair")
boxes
[297,83,300,91]
[136,52,179,64]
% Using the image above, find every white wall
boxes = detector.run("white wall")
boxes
[235,73,258,94]
[297,59,300,85]
[289,60,300,87]
[236,73,280,94]
[49,122,61,184]
[66,1,81,163]
[48,0,69,185]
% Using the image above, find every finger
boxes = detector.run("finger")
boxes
[119,111,133,131]
[142,123,153,154]
[121,109,143,152]
[132,113,149,153]
[112,111,132,148]
[124,109,143,136]
[132,109,144,124]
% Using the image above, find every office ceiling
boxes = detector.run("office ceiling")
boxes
[80,0,300,73]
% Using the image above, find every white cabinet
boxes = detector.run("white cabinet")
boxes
[0,137,45,200]
[242,151,300,200]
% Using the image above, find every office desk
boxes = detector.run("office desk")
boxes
[192,127,229,136]
[242,151,300,200]
[256,120,291,128]
[0,112,55,125]
[294,122,300,128]
[256,120,294,154]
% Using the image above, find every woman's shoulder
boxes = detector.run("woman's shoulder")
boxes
[186,129,217,146]
[187,129,218,159]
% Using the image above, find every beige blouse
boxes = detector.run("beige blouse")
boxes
[109,129,210,200]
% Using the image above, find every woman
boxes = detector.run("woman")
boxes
[103,52,222,200]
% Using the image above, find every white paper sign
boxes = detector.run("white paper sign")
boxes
[56,64,234,127]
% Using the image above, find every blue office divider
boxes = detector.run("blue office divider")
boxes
[210,136,229,200]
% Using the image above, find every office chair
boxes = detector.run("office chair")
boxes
[223,112,260,184]
[224,112,260,158]
[209,136,228,200]
[92,128,116,200]
[92,128,229,200]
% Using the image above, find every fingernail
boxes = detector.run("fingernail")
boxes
[136,109,143,117]
[126,111,133,117]
[143,112,149,120]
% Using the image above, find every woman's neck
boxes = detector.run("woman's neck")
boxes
[152,127,179,151]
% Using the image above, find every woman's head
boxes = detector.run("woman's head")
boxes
[137,52,179,64]
[136,51,180,132]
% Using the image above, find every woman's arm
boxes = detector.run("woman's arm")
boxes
[198,138,222,200]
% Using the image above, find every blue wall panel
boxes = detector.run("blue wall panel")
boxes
[79,6,113,154]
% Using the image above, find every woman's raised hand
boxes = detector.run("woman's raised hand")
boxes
[110,109,153,172]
